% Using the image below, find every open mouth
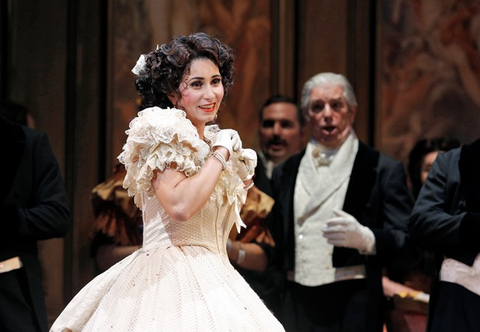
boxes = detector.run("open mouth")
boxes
[323,126,336,133]
[199,103,216,112]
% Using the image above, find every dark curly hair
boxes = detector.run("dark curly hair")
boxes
[408,137,461,199]
[134,32,235,110]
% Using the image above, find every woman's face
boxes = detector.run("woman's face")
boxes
[176,58,224,130]
[421,151,440,184]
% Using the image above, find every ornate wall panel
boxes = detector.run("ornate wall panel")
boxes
[377,0,480,163]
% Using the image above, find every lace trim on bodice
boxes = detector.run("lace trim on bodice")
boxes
[118,107,249,232]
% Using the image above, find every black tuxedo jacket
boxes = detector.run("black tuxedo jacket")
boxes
[410,138,480,329]
[0,116,71,331]
[269,141,415,329]
[410,138,480,264]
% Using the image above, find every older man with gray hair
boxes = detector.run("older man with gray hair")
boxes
[268,72,416,331]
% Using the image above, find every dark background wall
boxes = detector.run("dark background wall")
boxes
[1,0,478,327]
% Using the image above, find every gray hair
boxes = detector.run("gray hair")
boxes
[300,72,357,117]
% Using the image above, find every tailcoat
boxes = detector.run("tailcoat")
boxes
[0,116,71,332]
[409,138,480,331]
[269,141,415,331]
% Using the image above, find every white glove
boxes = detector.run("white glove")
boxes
[212,129,242,159]
[232,148,257,181]
[322,209,376,254]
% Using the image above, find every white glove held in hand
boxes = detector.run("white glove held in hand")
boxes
[232,148,257,181]
[212,129,242,159]
[322,209,376,254]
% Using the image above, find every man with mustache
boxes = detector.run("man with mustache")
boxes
[268,73,416,331]
[255,94,306,196]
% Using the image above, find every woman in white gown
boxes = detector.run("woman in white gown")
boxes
[51,32,284,331]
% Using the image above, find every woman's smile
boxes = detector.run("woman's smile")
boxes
[199,103,216,112]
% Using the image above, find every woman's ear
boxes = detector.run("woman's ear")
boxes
[167,93,177,105]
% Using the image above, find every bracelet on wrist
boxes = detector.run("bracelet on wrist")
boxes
[212,152,227,170]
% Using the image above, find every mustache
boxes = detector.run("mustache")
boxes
[267,138,287,146]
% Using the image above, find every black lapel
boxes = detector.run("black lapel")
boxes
[343,142,379,218]
[333,142,379,267]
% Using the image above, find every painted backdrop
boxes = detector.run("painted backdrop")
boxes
[378,0,480,163]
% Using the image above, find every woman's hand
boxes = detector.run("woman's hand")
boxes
[212,129,242,159]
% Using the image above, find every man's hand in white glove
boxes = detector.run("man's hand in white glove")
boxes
[322,209,376,254]
[212,129,242,159]
[232,148,257,181]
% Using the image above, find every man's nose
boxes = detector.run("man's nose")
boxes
[273,122,282,134]
[323,104,333,116]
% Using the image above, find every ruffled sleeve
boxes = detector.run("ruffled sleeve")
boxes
[118,107,210,209]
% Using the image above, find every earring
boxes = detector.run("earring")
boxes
[215,113,218,120]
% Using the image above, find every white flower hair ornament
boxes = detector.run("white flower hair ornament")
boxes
[131,54,147,76]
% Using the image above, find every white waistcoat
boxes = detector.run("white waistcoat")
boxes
[292,131,359,287]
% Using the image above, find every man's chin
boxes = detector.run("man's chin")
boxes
[268,150,286,161]
[319,137,345,149]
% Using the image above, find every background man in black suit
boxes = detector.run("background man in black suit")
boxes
[268,73,416,331]
[226,94,306,310]
[0,101,71,332]
[409,138,480,331]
